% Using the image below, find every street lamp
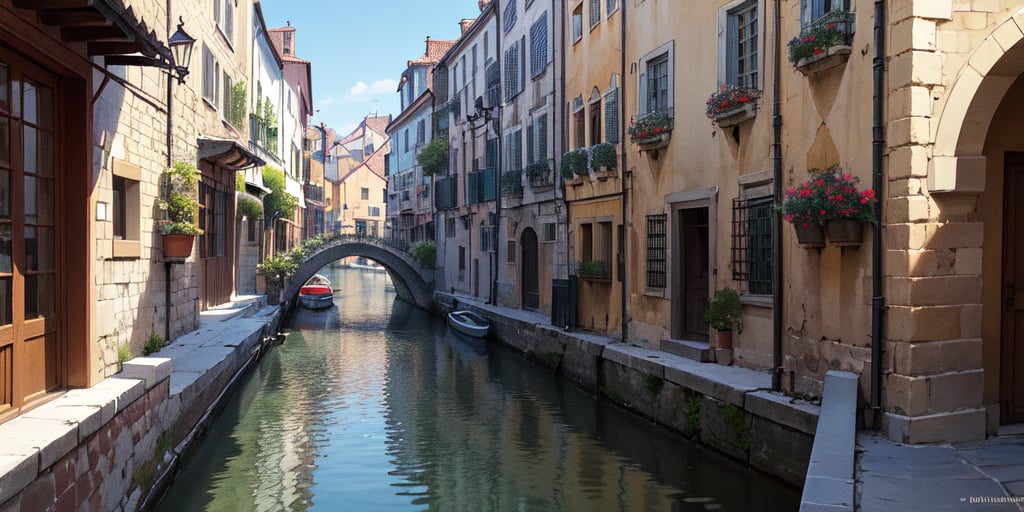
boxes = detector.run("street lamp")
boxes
[167,17,196,84]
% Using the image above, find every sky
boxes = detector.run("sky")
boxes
[260,0,481,137]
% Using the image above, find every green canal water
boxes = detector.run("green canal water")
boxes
[155,266,799,511]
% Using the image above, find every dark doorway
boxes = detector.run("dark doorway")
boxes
[521,228,539,310]
[1002,152,1024,424]
[674,207,710,341]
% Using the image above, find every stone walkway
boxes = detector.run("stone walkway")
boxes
[857,432,1024,511]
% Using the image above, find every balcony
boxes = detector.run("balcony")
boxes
[527,162,554,188]
[249,114,278,155]
[435,175,458,210]
[303,184,324,204]
[629,109,673,155]
[502,169,524,198]
[789,10,855,76]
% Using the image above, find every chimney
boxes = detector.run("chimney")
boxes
[478,0,491,10]
[460,18,475,34]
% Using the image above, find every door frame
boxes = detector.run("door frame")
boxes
[521,227,539,310]
[667,188,718,341]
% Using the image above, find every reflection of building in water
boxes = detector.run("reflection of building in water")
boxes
[380,322,722,510]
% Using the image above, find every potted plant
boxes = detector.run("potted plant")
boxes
[706,84,761,127]
[704,287,742,350]
[256,254,298,305]
[158,161,202,258]
[560,148,588,182]
[628,109,673,151]
[778,167,876,248]
[787,12,853,73]
[576,260,610,281]
[590,142,617,177]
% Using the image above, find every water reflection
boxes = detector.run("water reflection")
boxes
[157,266,798,511]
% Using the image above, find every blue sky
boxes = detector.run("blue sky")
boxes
[260,0,480,137]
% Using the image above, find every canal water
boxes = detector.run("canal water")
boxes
[156,266,799,511]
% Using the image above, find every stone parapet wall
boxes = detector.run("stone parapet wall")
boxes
[0,307,278,512]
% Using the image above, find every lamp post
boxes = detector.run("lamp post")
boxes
[162,16,195,342]
[467,96,501,305]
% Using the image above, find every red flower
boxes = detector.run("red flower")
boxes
[654,127,663,134]
[826,23,836,30]
[813,48,824,55]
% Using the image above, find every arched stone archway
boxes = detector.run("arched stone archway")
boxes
[929,8,1024,193]
[282,237,435,311]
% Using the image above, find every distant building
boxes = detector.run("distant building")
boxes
[386,37,456,244]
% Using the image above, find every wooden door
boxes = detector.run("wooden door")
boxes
[1003,153,1024,424]
[0,49,60,419]
[521,228,539,310]
[677,207,709,341]
[198,165,235,310]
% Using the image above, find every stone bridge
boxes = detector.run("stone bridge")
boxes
[283,235,435,310]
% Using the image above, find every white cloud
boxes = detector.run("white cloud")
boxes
[318,96,337,106]
[342,79,398,103]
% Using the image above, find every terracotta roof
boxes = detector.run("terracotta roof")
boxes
[408,38,456,66]
[340,140,390,183]
[364,115,392,137]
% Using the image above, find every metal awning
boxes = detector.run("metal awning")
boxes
[198,136,265,171]
[12,0,173,67]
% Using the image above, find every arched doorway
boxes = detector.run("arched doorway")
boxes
[521,228,539,310]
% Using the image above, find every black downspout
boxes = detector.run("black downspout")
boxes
[620,0,629,342]
[491,0,502,305]
[164,2,174,343]
[771,0,783,391]
[871,0,887,427]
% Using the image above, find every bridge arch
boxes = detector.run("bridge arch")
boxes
[283,236,435,311]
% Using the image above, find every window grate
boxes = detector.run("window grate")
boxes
[732,196,773,294]
[646,214,667,288]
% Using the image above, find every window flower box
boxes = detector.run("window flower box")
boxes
[789,11,854,76]
[629,109,673,149]
[706,85,761,127]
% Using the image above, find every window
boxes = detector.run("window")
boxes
[639,42,674,116]
[646,214,667,288]
[111,159,140,258]
[282,31,292,55]
[361,187,370,200]
[529,13,548,78]
[589,99,601,146]
[529,113,548,165]
[646,55,669,114]
[480,224,496,252]
[572,4,583,43]
[216,0,234,44]
[604,88,619,144]
[202,45,219,106]
[507,240,516,263]
[446,217,456,238]
[802,0,847,26]
[504,39,523,101]
[542,222,556,242]
[404,129,409,152]
[726,1,759,89]
[507,128,523,171]
[589,0,601,28]
[607,0,618,16]
[222,72,232,120]
[416,119,425,146]
[732,196,772,294]
[503,0,518,33]
[368,206,380,217]
[574,107,585,149]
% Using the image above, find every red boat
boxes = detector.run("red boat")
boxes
[298,274,334,309]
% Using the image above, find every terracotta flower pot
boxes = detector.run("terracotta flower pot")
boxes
[162,234,195,258]
[715,329,733,350]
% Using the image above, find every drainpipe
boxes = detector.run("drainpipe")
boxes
[491,0,502,305]
[871,0,887,427]
[620,0,629,342]
[771,0,783,391]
